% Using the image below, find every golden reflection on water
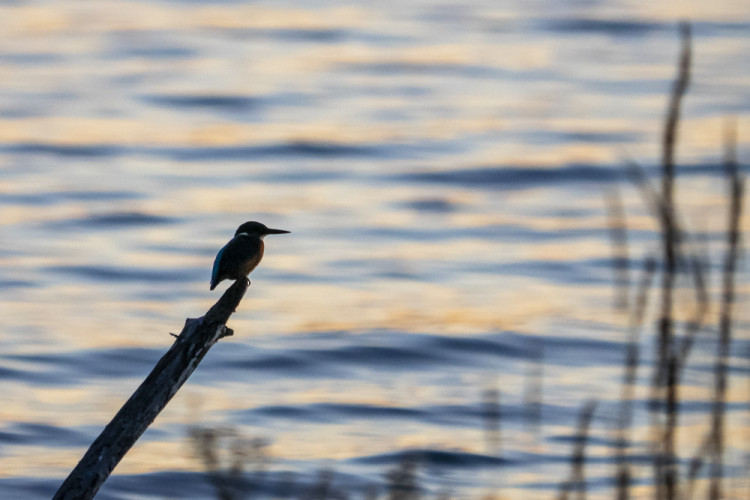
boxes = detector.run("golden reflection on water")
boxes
[6,174,743,349]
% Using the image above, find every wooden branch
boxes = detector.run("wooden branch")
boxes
[52,279,249,500]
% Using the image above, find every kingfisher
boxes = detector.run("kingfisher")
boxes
[210,221,290,290]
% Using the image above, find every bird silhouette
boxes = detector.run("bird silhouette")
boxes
[210,221,289,290]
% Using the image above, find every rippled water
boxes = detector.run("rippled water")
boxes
[1,1,750,499]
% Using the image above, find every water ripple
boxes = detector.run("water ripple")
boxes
[65,212,177,228]
[246,403,426,423]
[156,141,385,161]
[4,143,122,158]
[142,94,260,112]
[353,448,507,468]
[397,164,620,189]
[0,422,89,448]
[45,265,194,283]
[540,18,664,36]
[7,347,163,383]
[0,190,141,206]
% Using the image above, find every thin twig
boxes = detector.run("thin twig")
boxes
[616,256,657,500]
[606,187,631,313]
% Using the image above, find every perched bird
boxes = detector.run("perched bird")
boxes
[210,221,290,290]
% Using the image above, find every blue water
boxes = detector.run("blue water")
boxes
[1,1,749,499]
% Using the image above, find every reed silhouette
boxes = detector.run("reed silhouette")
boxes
[557,400,597,500]
[188,424,270,500]
[186,23,745,500]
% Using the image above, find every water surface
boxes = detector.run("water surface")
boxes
[1,1,749,499]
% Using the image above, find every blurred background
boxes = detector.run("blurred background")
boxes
[1,1,749,499]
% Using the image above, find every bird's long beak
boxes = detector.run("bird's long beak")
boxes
[265,228,290,235]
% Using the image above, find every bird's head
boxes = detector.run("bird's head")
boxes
[235,221,290,238]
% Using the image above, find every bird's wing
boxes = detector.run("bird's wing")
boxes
[210,241,229,288]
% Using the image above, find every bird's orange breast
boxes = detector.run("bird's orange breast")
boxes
[239,240,264,276]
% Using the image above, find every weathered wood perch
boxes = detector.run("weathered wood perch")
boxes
[52,278,249,500]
